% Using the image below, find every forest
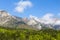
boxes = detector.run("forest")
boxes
[0,26,60,40]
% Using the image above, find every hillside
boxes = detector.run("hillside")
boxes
[0,26,60,40]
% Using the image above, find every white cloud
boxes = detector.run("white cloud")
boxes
[42,13,60,25]
[55,20,60,25]
[28,13,60,29]
[42,13,54,20]
[15,0,32,13]
[29,13,54,24]
[41,13,55,24]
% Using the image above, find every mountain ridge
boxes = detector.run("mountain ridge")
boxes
[0,10,60,30]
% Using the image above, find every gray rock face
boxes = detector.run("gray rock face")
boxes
[0,10,60,30]
[0,10,11,25]
[27,15,60,30]
[0,10,38,30]
[0,10,25,28]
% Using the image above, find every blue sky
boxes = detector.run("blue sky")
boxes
[0,0,60,18]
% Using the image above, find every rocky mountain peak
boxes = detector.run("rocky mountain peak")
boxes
[0,10,10,17]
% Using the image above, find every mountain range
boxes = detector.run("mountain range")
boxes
[0,10,60,30]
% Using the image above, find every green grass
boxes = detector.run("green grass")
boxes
[0,26,60,40]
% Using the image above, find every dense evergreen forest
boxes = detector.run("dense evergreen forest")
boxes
[0,26,60,40]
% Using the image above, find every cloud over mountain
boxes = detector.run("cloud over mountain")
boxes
[15,0,32,13]
[29,13,60,25]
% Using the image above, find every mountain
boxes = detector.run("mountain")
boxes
[0,10,25,28]
[0,10,60,30]
[27,15,60,30]
[0,10,39,30]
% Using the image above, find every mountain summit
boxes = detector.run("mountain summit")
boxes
[27,15,60,30]
[0,10,11,25]
[0,10,10,17]
[0,10,37,30]
[0,10,25,28]
[0,10,60,30]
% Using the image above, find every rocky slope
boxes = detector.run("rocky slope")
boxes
[27,15,60,30]
[0,10,60,30]
[0,10,38,30]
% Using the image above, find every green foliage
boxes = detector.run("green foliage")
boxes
[0,26,60,40]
